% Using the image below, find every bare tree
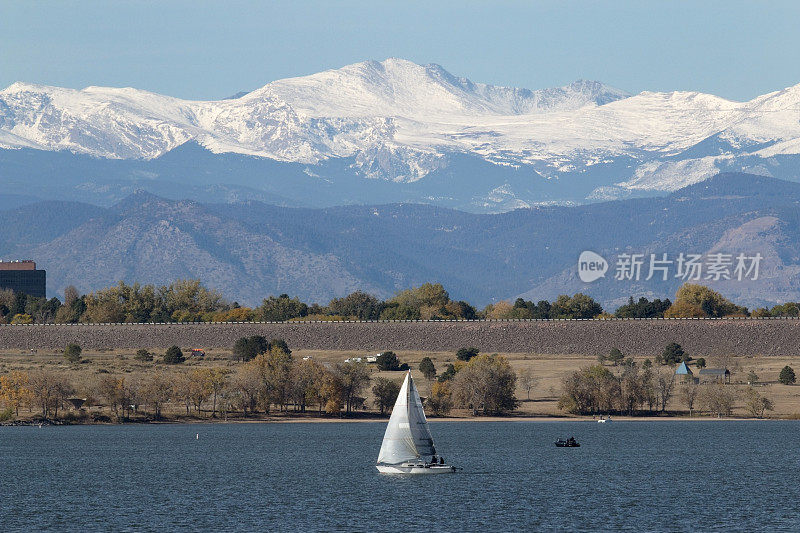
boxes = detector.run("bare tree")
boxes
[63,285,79,307]
[656,370,675,413]
[206,368,230,417]
[745,388,774,418]
[700,384,737,417]
[518,368,537,401]
[679,381,699,416]
[171,372,194,416]
[713,353,741,374]
[141,372,172,418]
[28,370,59,418]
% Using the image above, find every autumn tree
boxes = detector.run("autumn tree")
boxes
[665,283,748,318]
[327,291,384,320]
[426,381,453,416]
[452,354,517,415]
[334,361,371,413]
[205,368,230,417]
[0,371,32,417]
[188,369,212,414]
[258,294,308,322]
[265,346,294,411]
[171,372,196,416]
[619,365,647,415]
[96,375,130,419]
[28,370,56,418]
[558,365,619,415]
[319,369,344,415]
[229,363,264,416]
[141,372,172,418]
[290,359,324,412]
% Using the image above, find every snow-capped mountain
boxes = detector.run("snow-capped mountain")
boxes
[2,58,800,212]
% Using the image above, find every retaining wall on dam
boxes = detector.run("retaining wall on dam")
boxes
[1,319,800,356]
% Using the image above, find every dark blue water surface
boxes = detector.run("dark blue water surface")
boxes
[2,421,799,532]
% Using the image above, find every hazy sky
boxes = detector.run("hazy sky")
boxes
[2,1,799,101]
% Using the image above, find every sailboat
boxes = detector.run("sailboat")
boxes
[376,371,456,474]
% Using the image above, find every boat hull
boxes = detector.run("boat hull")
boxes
[376,463,456,474]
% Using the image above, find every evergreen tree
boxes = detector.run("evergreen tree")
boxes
[163,345,185,364]
[419,357,436,381]
[779,366,796,385]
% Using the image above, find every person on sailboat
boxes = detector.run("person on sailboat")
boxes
[376,371,456,474]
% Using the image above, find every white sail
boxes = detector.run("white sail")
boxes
[377,372,436,465]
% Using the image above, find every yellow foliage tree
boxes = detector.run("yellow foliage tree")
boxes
[484,301,514,319]
[0,371,33,417]
[11,314,33,324]
[663,300,706,318]
[665,283,747,318]
[426,381,453,416]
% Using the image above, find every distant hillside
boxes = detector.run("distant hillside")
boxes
[2,172,800,308]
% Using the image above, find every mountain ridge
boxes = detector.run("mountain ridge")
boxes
[3,172,800,309]
[2,58,800,211]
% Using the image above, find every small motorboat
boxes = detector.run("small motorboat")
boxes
[555,437,580,447]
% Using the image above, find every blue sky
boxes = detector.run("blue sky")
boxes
[1,1,798,101]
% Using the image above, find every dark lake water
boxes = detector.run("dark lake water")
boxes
[2,420,799,532]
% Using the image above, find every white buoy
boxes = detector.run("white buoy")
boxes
[196,433,199,440]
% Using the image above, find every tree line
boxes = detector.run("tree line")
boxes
[559,345,779,418]
[0,340,519,422]
[1,279,794,325]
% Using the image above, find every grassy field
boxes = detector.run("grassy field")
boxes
[2,348,800,420]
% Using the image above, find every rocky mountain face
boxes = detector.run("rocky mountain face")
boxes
[2,173,800,309]
[3,59,800,212]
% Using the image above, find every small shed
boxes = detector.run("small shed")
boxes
[699,368,731,384]
[675,362,693,376]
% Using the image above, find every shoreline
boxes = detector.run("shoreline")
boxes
[2,414,792,427]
